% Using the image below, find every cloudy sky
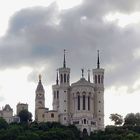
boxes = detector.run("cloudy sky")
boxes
[0,0,140,125]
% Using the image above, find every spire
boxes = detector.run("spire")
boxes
[56,69,59,85]
[97,50,100,69]
[88,69,90,82]
[81,68,84,78]
[36,74,44,93]
[63,49,66,68]
[39,74,42,82]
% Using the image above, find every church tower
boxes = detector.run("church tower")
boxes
[93,50,104,130]
[52,50,70,125]
[35,75,45,121]
[34,50,105,134]
[59,49,70,87]
[52,70,60,111]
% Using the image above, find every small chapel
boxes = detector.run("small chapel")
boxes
[35,50,104,135]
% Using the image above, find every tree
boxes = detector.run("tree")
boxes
[110,113,123,126]
[29,121,39,131]
[135,113,140,126]
[25,132,40,140]
[18,110,32,123]
[0,117,8,129]
[124,113,140,126]
[124,113,136,126]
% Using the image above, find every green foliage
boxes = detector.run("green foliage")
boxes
[2,112,140,140]
[110,113,123,125]
[124,113,140,126]
[124,113,136,126]
[18,110,32,123]
[68,125,81,139]
[29,121,39,131]
[16,135,27,140]
[0,117,8,129]
[135,113,140,126]
[25,132,41,140]
[0,122,79,140]
[16,132,40,140]
[41,128,76,140]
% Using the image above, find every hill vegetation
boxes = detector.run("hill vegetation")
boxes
[0,113,140,140]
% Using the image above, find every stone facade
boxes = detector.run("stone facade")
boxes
[17,103,28,115]
[2,104,13,123]
[0,104,20,123]
[35,74,45,122]
[35,51,104,135]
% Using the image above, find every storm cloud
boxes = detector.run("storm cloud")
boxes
[0,0,140,92]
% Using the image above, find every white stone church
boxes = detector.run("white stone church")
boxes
[35,50,104,135]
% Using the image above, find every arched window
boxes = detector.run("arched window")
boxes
[83,128,88,136]
[101,75,104,84]
[57,90,59,99]
[64,74,66,83]
[98,75,100,84]
[95,75,97,84]
[84,119,86,124]
[54,91,56,99]
[51,113,54,118]
[83,95,86,110]
[60,74,63,83]
[78,95,80,110]
[67,74,69,83]
[88,96,90,110]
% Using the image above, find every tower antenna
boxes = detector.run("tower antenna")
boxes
[56,69,59,85]
[97,50,100,69]
[81,68,84,78]
[88,69,90,82]
[39,74,42,82]
[63,49,66,68]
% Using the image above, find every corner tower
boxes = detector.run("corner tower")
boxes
[59,49,70,87]
[93,50,104,130]
[52,50,71,125]
[35,75,45,121]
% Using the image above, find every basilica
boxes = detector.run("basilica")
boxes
[35,50,104,134]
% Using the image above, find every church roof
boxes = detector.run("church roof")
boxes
[36,75,45,93]
[3,104,13,111]
[71,78,93,87]
[36,80,45,93]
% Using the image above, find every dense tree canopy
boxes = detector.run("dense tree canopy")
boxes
[0,112,140,140]
[0,122,80,140]
[18,110,32,123]
[0,117,8,129]
[124,113,140,126]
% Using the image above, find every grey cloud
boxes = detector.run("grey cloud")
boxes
[0,0,140,91]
